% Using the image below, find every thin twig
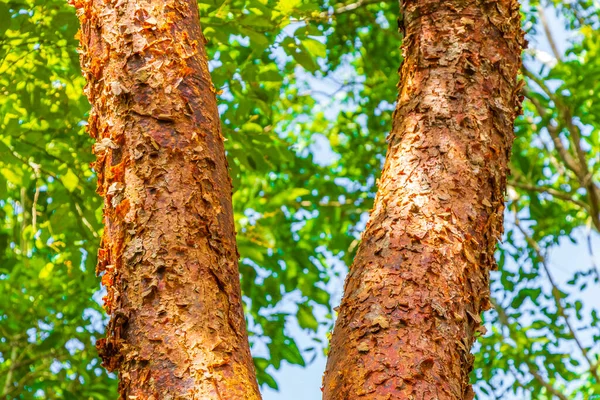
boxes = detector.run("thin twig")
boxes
[538,6,561,61]
[585,222,600,282]
[509,180,590,211]
[1,347,17,397]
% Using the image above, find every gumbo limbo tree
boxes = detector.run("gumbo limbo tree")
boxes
[70,0,524,398]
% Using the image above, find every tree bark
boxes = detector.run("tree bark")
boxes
[322,1,524,399]
[71,1,261,398]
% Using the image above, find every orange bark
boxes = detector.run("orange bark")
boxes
[71,1,261,398]
[322,1,525,399]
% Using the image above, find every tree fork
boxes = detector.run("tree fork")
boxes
[71,0,261,398]
[322,1,524,399]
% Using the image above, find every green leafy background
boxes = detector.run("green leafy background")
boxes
[0,0,598,398]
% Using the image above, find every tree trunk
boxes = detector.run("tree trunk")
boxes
[71,1,261,398]
[322,1,524,399]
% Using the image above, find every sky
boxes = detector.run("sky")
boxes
[260,5,600,400]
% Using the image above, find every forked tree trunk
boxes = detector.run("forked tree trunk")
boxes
[322,1,524,398]
[71,1,261,398]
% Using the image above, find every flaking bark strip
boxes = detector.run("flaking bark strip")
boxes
[322,1,525,399]
[70,0,262,398]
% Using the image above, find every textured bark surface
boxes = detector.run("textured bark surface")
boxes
[71,1,261,398]
[322,1,524,399]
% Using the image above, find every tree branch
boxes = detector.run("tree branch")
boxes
[522,77,600,230]
[1,347,18,397]
[317,0,382,20]
[509,180,590,211]
[538,6,561,61]
[513,211,599,383]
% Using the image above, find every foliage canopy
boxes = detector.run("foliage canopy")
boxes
[0,0,598,398]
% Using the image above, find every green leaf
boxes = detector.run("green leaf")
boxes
[297,303,319,331]
[0,4,10,36]
[275,0,301,14]
[302,38,326,58]
[291,46,318,72]
[39,262,54,280]
[267,188,310,207]
[60,168,80,192]
[281,338,305,366]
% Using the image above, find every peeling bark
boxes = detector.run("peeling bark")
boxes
[71,0,261,398]
[322,1,524,399]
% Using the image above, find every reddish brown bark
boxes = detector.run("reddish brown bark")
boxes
[322,1,524,399]
[71,0,261,398]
